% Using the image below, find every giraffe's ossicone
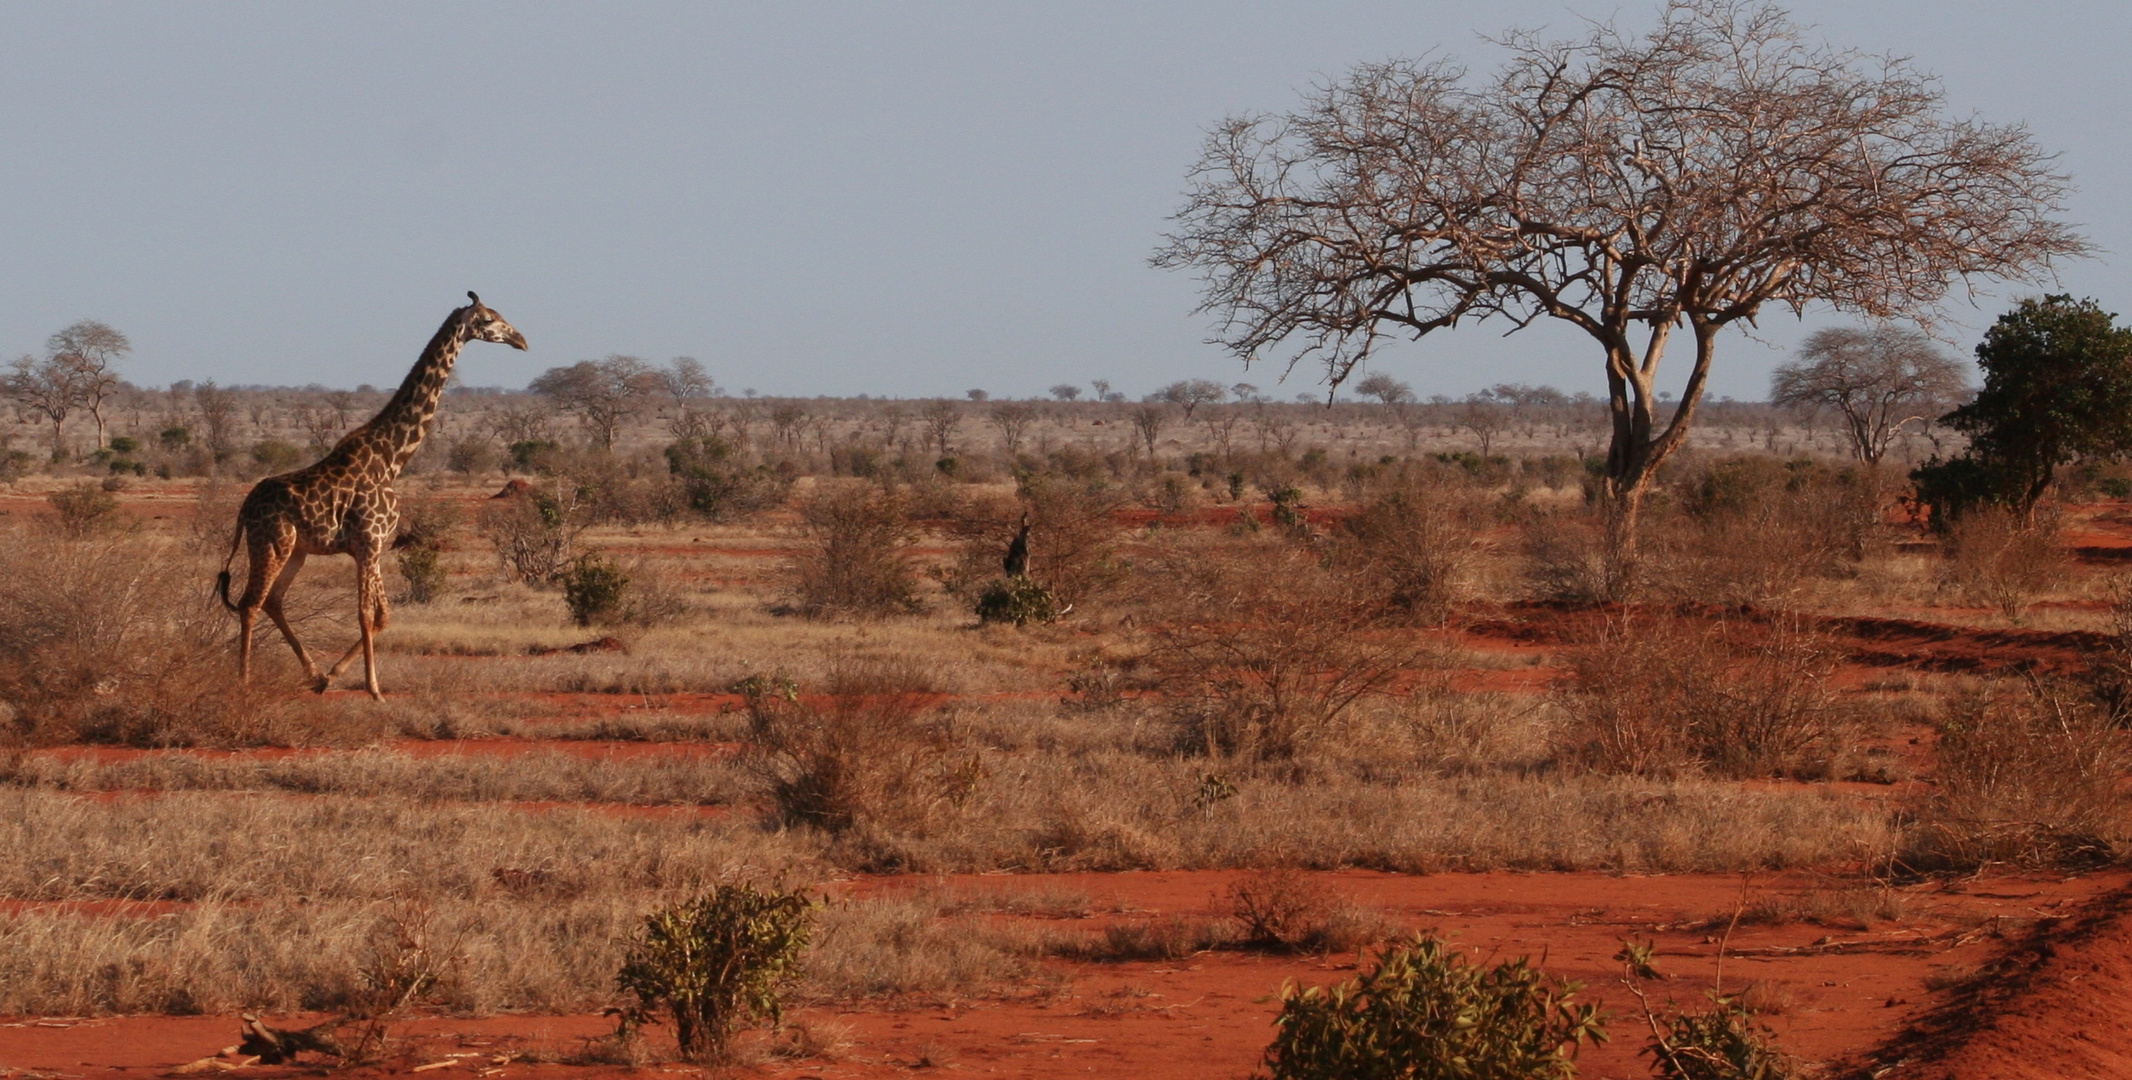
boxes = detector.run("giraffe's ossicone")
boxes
[217,293,528,700]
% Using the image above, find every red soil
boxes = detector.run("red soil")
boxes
[6,869,2126,1079]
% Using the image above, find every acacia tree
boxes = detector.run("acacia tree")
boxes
[529,355,660,451]
[46,320,129,449]
[987,401,1039,455]
[1771,326,1969,464]
[1155,378,1228,420]
[1155,0,2081,562]
[4,353,86,456]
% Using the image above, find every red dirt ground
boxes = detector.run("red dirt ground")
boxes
[4,869,2125,1079]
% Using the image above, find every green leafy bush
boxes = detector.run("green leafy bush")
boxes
[396,547,446,605]
[1259,934,1604,1080]
[617,883,815,1063]
[975,576,1061,625]
[561,553,630,626]
[1648,998,1793,1080]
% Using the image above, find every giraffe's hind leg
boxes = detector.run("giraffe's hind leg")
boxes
[235,541,294,684]
[259,551,325,690]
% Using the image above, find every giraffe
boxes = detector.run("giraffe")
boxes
[217,293,527,699]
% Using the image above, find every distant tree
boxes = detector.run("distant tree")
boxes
[965,388,989,402]
[3,352,86,456]
[1772,326,1970,464]
[1130,403,1167,457]
[987,401,1039,455]
[1048,383,1082,402]
[1457,394,1505,457]
[1231,382,1264,403]
[920,399,962,455]
[1154,378,1228,420]
[45,320,129,449]
[1090,379,1112,402]
[530,355,660,450]
[1156,0,2083,562]
[1921,296,2132,517]
[193,380,240,461]
[661,357,718,440]
[1354,373,1415,409]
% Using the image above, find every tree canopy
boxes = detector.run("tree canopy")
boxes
[1771,326,1969,464]
[1155,0,2082,524]
[1923,296,2132,516]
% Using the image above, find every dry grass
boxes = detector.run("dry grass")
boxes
[6,461,2127,1024]
[1904,680,2131,870]
[0,746,752,807]
[1555,615,1852,779]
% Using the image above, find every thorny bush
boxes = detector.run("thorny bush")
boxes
[1904,678,2130,871]
[736,658,982,865]
[617,882,814,1063]
[1556,615,1849,779]
[1140,533,1420,764]
[787,482,923,618]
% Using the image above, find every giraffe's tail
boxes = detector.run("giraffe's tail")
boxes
[215,520,245,613]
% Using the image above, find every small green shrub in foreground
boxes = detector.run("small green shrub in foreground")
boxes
[617,882,815,1063]
[1259,933,1604,1080]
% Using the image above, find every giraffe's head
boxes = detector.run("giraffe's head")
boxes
[462,292,529,351]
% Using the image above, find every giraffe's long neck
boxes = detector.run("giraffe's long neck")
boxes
[331,308,470,481]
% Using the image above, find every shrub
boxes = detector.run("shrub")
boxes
[975,576,1061,626]
[1522,508,1617,603]
[1648,997,1796,1080]
[0,534,332,747]
[250,439,305,473]
[1258,934,1604,1080]
[1556,616,1847,779]
[477,481,590,584]
[1653,456,1880,605]
[445,437,497,476]
[617,883,814,1063]
[561,553,631,626]
[787,483,921,618]
[1226,870,1388,954]
[44,483,122,537]
[396,547,446,605]
[664,436,790,521]
[736,658,981,856]
[936,477,1129,607]
[1330,482,1484,625]
[1904,680,2129,870]
[1142,536,1417,762]
[1618,940,1796,1080]
[1941,505,2068,619]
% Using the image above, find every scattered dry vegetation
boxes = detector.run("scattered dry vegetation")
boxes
[0,387,2128,1068]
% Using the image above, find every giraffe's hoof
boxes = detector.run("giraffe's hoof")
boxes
[312,676,331,694]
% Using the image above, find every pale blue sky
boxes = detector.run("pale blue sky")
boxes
[0,2,2124,400]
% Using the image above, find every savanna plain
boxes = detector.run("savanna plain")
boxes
[3,396,2131,1080]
